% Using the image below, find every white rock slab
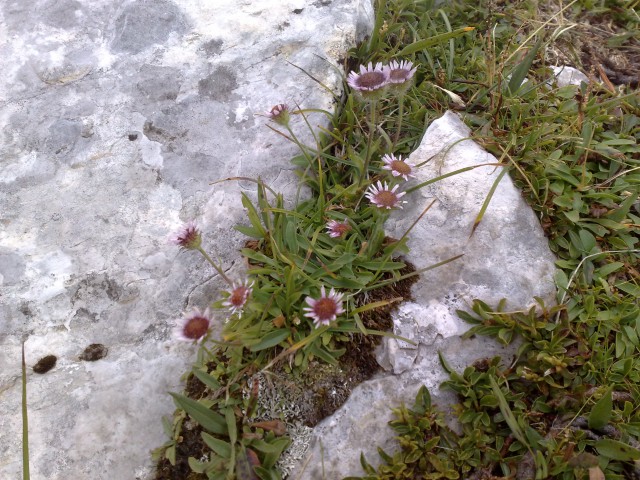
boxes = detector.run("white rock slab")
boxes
[0,1,373,478]
[292,111,557,478]
[551,65,590,87]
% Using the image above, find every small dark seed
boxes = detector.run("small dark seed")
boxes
[33,355,57,374]
[79,343,108,361]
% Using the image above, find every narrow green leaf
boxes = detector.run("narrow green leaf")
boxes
[169,393,228,435]
[470,166,508,238]
[397,27,475,56]
[596,262,624,278]
[283,218,298,254]
[201,432,231,459]
[360,452,377,474]
[351,298,403,315]
[489,376,528,448]
[241,193,267,238]
[354,260,406,271]
[406,165,482,194]
[589,387,613,431]
[412,385,432,414]
[250,437,290,469]
[595,439,640,461]
[326,253,358,270]
[324,276,368,289]
[241,249,278,268]
[188,456,208,473]
[225,408,237,445]
[234,225,265,240]
[249,329,290,352]
[307,342,339,365]
[578,229,596,253]
[507,38,543,96]
[192,369,221,391]
[438,351,454,374]
[22,342,30,480]
[607,187,638,222]
[535,450,548,478]
[617,281,640,297]
[165,445,176,466]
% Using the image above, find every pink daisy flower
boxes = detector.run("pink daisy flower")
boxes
[325,219,352,238]
[222,280,254,316]
[303,286,345,328]
[347,62,389,98]
[365,181,407,209]
[173,308,212,343]
[386,60,417,85]
[381,153,416,181]
[169,221,202,250]
[266,104,291,126]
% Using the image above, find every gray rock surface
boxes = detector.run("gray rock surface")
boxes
[551,65,590,87]
[292,111,557,479]
[0,1,373,478]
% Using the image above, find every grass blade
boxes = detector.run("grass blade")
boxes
[397,27,475,56]
[489,376,528,448]
[169,393,228,436]
[507,38,542,96]
[22,342,30,480]
[469,166,508,238]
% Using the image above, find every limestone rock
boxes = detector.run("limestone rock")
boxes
[0,1,373,478]
[291,111,557,479]
[551,65,590,87]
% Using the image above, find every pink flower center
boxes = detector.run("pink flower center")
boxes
[313,298,338,321]
[391,160,411,175]
[374,190,399,208]
[183,316,209,340]
[177,227,200,249]
[332,222,351,236]
[355,71,387,90]
[229,286,249,307]
[390,69,410,82]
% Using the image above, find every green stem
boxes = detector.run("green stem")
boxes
[197,247,232,286]
[286,125,324,217]
[393,93,405,147]
[22,342,30,480]
[358,99,377,188]
[286,125,315,175]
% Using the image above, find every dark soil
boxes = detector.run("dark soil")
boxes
[546,5,639,88]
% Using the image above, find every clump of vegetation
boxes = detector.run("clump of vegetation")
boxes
[342,0,640,479]
[151,0,639,478]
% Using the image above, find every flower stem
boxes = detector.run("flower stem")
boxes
[286,125,315,175]
[358,99,377,189]
[393,93,405,147]
[197,247,232,285]
[21,342,30,480]
[286,125,325,218]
